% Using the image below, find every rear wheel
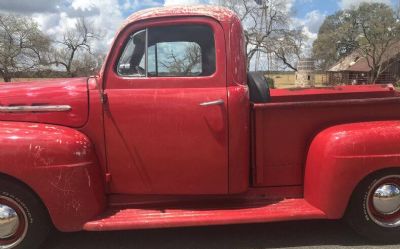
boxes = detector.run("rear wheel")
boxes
[0,177,51,249]
[346,169,400,243]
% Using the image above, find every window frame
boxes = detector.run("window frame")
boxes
[115,25,215,79]
[116,29,148,78]
[105,17,226,90]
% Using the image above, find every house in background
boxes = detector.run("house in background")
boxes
[327,43,400,85]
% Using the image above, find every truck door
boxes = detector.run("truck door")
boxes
[103,18,228,194]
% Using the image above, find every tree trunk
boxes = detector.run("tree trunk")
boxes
[368,71,377,84]
[3,75,11,82]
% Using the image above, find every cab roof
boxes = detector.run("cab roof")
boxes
[122,5,237,28]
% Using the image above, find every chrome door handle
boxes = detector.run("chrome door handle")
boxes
[199,99,225,107]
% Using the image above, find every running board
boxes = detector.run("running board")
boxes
[83,199,326,231]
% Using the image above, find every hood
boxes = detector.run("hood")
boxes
[0,78,89,127]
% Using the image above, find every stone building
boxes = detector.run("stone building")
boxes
[295,59,315,87]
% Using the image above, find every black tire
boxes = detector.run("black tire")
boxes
[345,169,400,244]
[247,72,270,103]
[0,176,51,249]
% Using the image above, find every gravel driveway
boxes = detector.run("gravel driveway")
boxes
[42,220,400,249]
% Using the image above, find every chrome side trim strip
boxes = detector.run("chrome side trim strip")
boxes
[200,99,225,107]
[0,105,72,113]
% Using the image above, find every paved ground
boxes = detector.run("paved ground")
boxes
[42,220,400,249]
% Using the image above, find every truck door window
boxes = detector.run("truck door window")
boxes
[148,25,215,77]
[148,42,203,76]
[117,30,146,77]
[117,25,216,78]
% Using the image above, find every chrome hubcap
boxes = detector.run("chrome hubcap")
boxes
[367,175,400,228]
[0,196,28,249]
[0,205,19,239]
[373,184,400,215]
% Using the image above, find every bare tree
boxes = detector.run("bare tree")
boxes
[0,15,49,82]
[218,0,306,71]
[159,44,202,75]
[50,18,101,77]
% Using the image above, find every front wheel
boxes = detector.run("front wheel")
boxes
[0,177,51,249]
[346,169,400,243]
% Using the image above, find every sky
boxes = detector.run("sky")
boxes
[0,0,398,54]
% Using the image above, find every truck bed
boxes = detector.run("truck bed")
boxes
[252,84,400,187]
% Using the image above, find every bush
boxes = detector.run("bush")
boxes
[266,77,275,89]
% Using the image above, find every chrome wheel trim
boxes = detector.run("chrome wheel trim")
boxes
[0,204,19,239]
[367,175,400,228]
[0,196,28,249]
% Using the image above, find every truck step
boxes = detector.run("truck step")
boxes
[83,198,326,231]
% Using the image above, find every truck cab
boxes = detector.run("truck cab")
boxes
[1,6,400,249]
[101,6,249,195]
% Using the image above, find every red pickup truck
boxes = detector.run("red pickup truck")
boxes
[2,5,400,249]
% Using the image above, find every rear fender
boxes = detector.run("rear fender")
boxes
[305,121,400,219]
[0,122,106,232]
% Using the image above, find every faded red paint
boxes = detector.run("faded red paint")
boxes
[0,122,105,231]
[0,5,400,234]
[0,78,89,127]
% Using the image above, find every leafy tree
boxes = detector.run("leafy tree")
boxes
[313,3,400,83]
[355,3,400,83]
[312,11,359,70]
[0,15,49,82]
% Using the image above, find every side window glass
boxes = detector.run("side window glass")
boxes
[148,25,215,77]
[149,42,202,76]
[117,30,146,77]
[116,25,216,78]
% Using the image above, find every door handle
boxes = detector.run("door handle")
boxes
[199,99,225,107]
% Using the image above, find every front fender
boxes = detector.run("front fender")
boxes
[305,121,400,219]
[0,122,106,232]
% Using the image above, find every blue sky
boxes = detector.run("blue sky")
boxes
[294,0,338,18]
[294,0,398,18]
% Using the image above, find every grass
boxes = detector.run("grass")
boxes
[267,72,327,88]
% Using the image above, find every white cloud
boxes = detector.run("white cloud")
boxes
[293,10,326,56]
[123,0,162,11]
[32,0,124,53]
[339,0,392,9]
[293,10,326,41]
[164,0,203,6]
[0,0,61,13]
[301,10,326,34]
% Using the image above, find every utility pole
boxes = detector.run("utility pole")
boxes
[254,0,268,71]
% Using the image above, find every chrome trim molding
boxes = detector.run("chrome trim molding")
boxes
[0,105,72,113]
[200,99,225,107]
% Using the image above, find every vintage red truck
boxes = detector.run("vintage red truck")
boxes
[1,5,400,249]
